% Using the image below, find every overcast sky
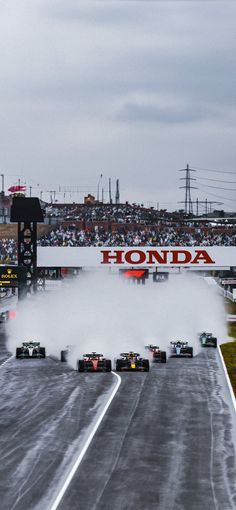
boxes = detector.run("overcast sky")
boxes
[0,0,235,211]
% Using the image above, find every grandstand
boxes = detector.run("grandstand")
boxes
[0,201,236,263]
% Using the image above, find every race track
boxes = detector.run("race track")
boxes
[0,326,236,510]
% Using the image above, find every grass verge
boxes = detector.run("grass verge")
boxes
[224,298,236,339]
[220,341,236,397]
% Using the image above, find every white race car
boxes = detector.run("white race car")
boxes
[16,341,46,359]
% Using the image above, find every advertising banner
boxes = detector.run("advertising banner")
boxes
[0,266,27,288]
[37,246,236,268]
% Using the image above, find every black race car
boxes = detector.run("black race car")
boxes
[199,332,217,348]
[169,341,193,358]
[16,341,46,359]
[78,352,112,372]
[116,352,149,372]
[145,344,167,363]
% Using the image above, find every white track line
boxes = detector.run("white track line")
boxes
[0,355,14,368]
[49,371,121,510]
[217,345,236,413]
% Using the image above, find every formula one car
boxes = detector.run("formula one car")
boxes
[145,344,167,363]
[16,341,46,359]
[116,352,149,371]
[169,341,193,358]
[199,332,217,348]
[77,352,112,372]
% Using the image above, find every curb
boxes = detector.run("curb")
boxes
[217,345,236,413]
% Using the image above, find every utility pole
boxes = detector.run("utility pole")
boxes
[185,199,222,216]
[115,179,120,204]
[0,174,4,195]
[29,186,32,197]
[109,178,112,204]
[97,173,103,202]
[179,164,197,214]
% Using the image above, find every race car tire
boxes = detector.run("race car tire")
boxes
[188,347,193,358]
[116,360,122,372]
[61,350,67,362]
[39,347,46,358]
[161,351,167,363]
[105,360,112,372]
[78,360,85,372]
[16,348,22,358]
[213,339,217,348]
[143,360,149,371]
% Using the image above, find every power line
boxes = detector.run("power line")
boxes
[198,177,236,184]
[200,184,236,191]
[192,166,236,175]
[197,187,236,202]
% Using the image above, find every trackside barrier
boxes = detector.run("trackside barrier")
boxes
[227,315,236,323]
[218,346,236,413]
[0,296,17,313]
[216,284,235,303]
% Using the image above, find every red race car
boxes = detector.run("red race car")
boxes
[145,344,167,363]
[77,352,112,372]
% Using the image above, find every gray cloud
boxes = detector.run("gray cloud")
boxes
[0,1,235,209]
[117,99,219,124]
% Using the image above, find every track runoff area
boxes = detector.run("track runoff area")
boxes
[0,249,236,510]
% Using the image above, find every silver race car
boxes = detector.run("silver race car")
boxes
[16,341,46,359]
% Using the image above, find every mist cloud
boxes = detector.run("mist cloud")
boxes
[6,272,227,369]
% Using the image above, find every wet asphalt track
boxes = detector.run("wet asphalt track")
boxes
[0,327,236,510]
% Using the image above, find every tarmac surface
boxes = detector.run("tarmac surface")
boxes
[0,326,235,510]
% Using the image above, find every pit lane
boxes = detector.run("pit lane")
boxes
[0,325,236,510]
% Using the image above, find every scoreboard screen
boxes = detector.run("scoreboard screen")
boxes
[153,272,169,283]
[119,269,149,280]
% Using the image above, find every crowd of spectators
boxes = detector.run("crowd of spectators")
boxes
[38,225,236,247]
[45,203,162,225]
[1,200,236,263]
[0,239,17,264]
[0,226,236,263]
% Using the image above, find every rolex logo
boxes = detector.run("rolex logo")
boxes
[2,268,17,279]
